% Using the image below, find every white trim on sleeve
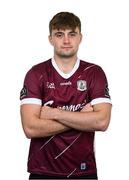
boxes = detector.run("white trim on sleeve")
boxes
[20,98,42,106]
[91,98,112,106]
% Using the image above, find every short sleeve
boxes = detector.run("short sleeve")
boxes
[89,66,111,105]
[20,68,42,106]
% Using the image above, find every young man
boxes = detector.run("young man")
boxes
[20,12,112,179]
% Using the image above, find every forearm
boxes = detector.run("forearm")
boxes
[54,104,111,131]
[27,117,70,138]
[20,105,70,139]
[54,111,100,131]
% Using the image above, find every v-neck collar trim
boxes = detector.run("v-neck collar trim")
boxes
[51,58,80,79]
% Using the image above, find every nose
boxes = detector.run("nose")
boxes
[63,35,70,44]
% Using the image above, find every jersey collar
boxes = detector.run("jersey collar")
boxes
[51,58,80,79]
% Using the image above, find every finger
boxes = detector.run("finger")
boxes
[81,103,93,112]
[85,103,91,108]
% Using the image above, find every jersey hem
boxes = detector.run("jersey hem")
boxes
[28,169,97,177]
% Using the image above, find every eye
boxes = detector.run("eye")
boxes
[69,32,77,37]
[54,32,64,38]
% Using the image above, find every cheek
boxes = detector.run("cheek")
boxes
[53,44,60,52]
[54,42,61,49]
[73,40,80,48]
[75,40,81,48]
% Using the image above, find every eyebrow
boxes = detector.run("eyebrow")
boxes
[69,31,78,34]
[54,31,78,34]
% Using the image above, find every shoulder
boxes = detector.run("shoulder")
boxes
[80,59,104,73]
[31,59,51,73]
[25,59,51,78]
[24,59,51,81]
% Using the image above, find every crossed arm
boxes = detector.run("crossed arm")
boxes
[20,103,112,138]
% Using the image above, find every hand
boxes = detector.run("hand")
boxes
[81,103,93,112]
[40,106,58,120]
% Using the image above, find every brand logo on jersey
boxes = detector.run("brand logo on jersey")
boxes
[60,81,72,86]
[47,82,55,89]
[77,80,87,91]
[20,85,27,100]
[105,84,110,97]
[80,162,87,170]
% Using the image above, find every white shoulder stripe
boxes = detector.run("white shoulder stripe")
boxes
[84,64,96,71]
[91,98,112,105]
[20,98,42,105]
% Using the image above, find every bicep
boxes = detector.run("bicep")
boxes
[93,103,112,113]
[20,104,41,130]
[93,103,112,130]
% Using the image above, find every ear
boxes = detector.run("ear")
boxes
[48,35,54,46]
[79,33,83,43]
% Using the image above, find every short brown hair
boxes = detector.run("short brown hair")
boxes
[49,12,81,34]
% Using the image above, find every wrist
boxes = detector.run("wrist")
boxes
[54,108,62,120]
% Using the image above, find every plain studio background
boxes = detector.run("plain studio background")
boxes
[0,0,129,179]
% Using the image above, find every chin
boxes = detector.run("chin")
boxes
[59,54,76,58]
[57,51,76,58]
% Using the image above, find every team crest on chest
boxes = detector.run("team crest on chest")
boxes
[77,80,87,91]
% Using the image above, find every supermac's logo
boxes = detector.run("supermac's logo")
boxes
[77,80,87,91]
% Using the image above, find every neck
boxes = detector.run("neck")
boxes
[54,55,78,74]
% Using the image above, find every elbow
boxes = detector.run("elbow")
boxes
[99,122,108,132]
[23,127,34,139]
[23,125,48,139]
[98,117,110,132]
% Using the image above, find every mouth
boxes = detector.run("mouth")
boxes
[61,47,73,49]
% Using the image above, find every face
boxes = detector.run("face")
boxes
[49,27,82,58]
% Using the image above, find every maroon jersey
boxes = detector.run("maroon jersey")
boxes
[20,58,111,177]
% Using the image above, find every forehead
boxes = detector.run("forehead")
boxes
[52,27,80,34]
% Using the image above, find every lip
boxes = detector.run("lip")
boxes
[61,47,72,49]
